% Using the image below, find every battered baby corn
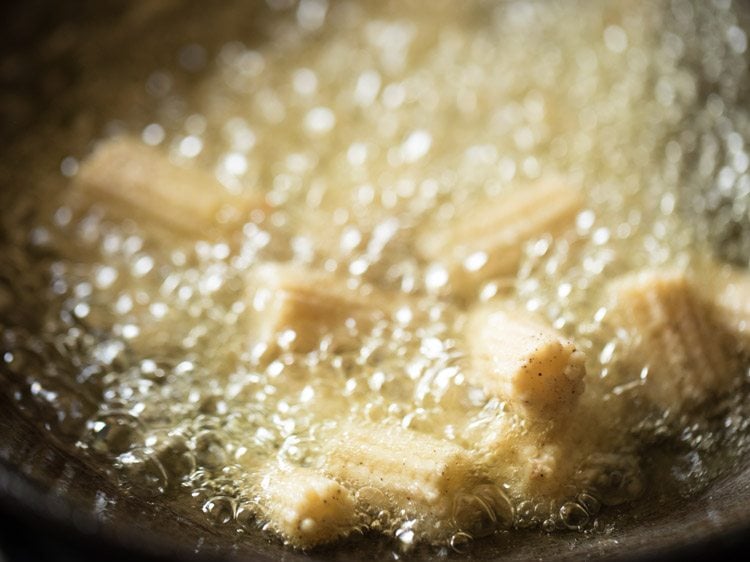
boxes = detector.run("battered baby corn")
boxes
[717,268,750,340]
[324,422,478,535]
[258,464,357,548]
[75,136,266,239]
[250,263,391,353]
[607,270,743,412]
[417,181,583,297]
[465,304,587,417]
[466,407,641,504]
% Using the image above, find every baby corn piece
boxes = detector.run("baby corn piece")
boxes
[466,406,633,502]
[324,423,476,526]
[250,263,390,353]
[259,465,356,549]
[465,305,586,417]
[465,413,561,497]
[717,268,750,341]
[608,270,742,411]
[417,181,582,296]
[75,136,265,238]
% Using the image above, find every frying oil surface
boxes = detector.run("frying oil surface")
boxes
[3,0,750,553]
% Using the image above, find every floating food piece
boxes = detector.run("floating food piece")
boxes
[465,304,586,417]
[467,407,638,504]
[417,181,583,297]
[250,263,391,353]
[74,136,266,239]
[607,270,743,412]
[466,414,568,499]
[259,464,357,549]
[324,422,478,535]
[717,268,750,340]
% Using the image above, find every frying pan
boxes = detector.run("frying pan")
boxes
[1,1,749,560]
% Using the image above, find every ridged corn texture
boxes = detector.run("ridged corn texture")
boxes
[608,270,742,411]
[75,136,265,238]
[324,422,476,527]
[259,465,357,549]
[465,304,586,417]
[250,263,389,353]
[417,181,583,297]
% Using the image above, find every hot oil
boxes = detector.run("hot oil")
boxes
[2,0,750,553]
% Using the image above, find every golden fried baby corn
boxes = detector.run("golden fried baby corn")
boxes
[465,304,586,417]
[259,464,357,549]
[75,136,266,238]
[417,181,583,297]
